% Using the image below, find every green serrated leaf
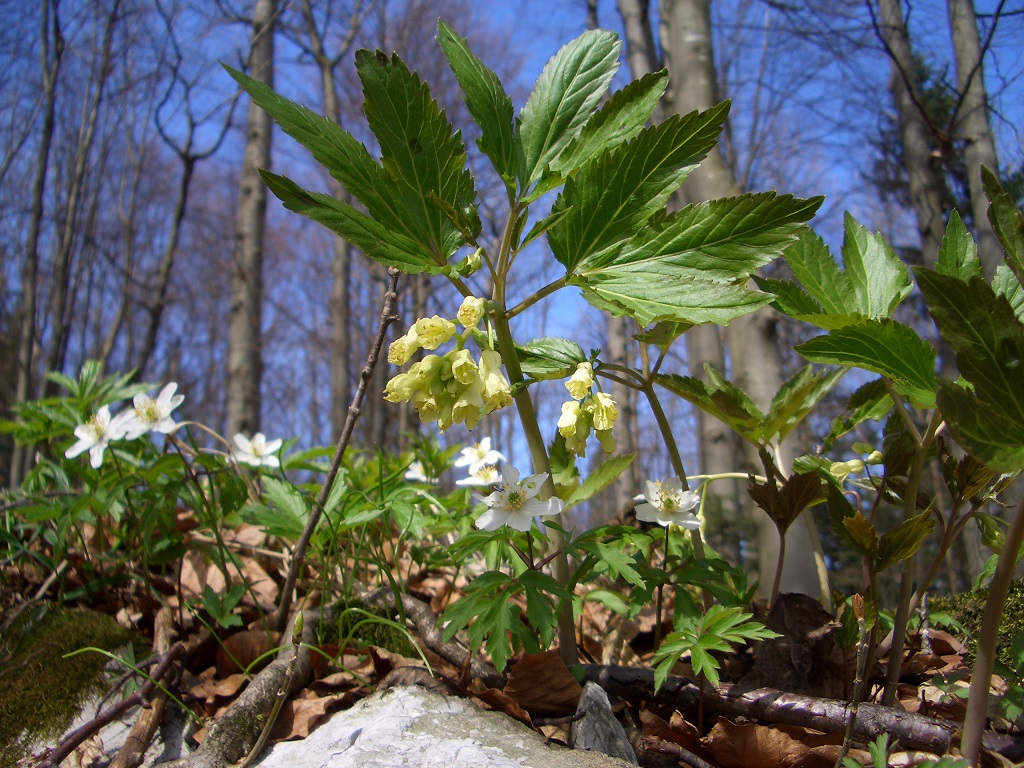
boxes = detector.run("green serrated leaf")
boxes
[842,212,914,318]
[936,210,982,280]
[518,29,621,189]
[576,267,773,328]
[261,171,437,273]
[549,69,668,176]
[549,105,729,273]
[826,378,893,449]
[916,269,1024,471]
[356,49,475,262]
[764,366,845,443]
[566,453,636,508]
[843,512,878,558]
[876,512,935,571]
[982,166,1024,284]
[436,20,517,186]
[795,319,936,407]
[657,366,765,444]
[992,265,1024,322]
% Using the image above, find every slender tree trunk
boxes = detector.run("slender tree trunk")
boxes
[947,0,1001,278]
[10,0,62,487]
[875,0,946,264]
[226,0,276,439]
[660,0,822,598]
[43,0,120,389]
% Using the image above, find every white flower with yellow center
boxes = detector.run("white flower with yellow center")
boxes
[475,465,564,532]
[455,464,501,487]
[634,477,700,529]
[66,405,126,468]
[232,433,283,469]
[457,296,486,328]
[454,437,506,476]
[565,362,594,400]
[116,383,185,439]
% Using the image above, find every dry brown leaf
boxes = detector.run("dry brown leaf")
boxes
[639,708,704,754]
[216,629,280,676]
[269,691,353,741]
[468,679,533,725]
[503,650,583,717]
[190,671,247,708]
[705,717,820,768]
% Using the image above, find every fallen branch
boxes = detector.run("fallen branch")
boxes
[156,610,314,768]
[362,588,506,689]
[580,664,1024,761]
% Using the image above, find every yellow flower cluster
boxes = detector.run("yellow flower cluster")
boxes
[384,298,511,432]
[556,362,618,456]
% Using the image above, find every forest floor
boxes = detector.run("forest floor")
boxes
[3,520,1022,768]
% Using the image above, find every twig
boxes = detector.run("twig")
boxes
[0,559,67,635]
[39,641,185,768]
[275,267,401,635]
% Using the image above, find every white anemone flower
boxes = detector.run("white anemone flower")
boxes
[474,465,563,532]
[116,382,185,439]
[455,464,500,487]
[66,405,126,468]
[232,432,283,468]
[453,437,506,476]
[634,477,701,529]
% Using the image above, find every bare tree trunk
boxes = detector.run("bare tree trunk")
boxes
[43,0,120,390]
[299,0,364,442]
[10,0,62,487]
[226,0,276,439]
[947,0,1001,278]
[660,0,822,597]
[874,0,946,264]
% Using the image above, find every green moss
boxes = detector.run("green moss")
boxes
[929,580,1024,670]
[0,606,143,767]
[321,600,417,658]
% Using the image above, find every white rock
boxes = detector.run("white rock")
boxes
[254,685,636,768]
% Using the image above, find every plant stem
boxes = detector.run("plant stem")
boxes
[275,268,400,635]
[960,497,1024,766]
[881,408,942,706]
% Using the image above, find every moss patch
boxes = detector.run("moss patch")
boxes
[929,579,1024,670]
[322,599,417,658]
[0,606,142,767]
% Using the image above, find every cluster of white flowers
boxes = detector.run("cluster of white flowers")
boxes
[64,382,281,470]
[556,362,618,457]
[65,383,185,468]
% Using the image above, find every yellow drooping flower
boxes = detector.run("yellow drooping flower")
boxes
[565,362,594,400]
[388,330,420,365]
[457,296,486,328]
[588,391,618,431]
[479,349,512,412]
[412,316,456,350]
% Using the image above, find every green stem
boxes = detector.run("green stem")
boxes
[881,408,942,707]
[961,497,1024,765]
[505,278,568,317]
[489,203,577,665]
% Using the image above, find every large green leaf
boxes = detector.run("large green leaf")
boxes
[795,319,936,407]
[576,266,772,327]
[518,29,620,190]
[548,69,668,177]
[916,269,1024,471]
[876,513,934,572]
[657,366,765,444]
[436,20,517,186]
[356,50,475,262]
[758,215,912,328]
[261,172,438,273]
[982,166,1024,285]
[936,210,982,280]
[548,105,728,273]
[582,192,822,276]
[226,66,411,236]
